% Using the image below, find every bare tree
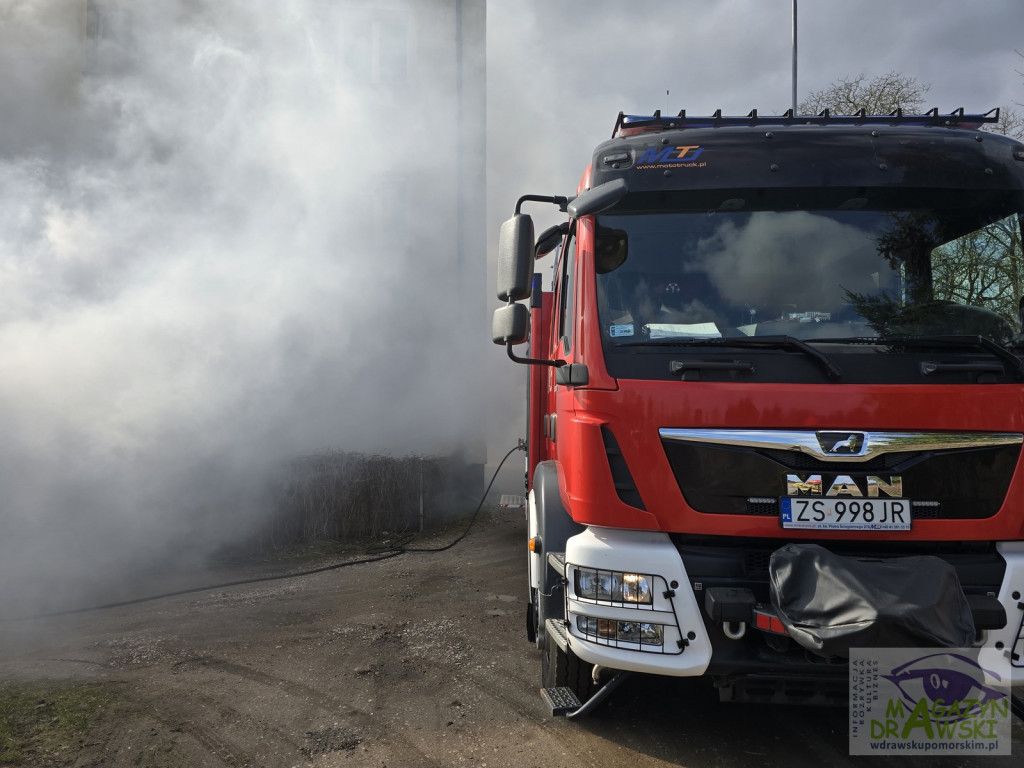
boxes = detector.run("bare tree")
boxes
[932,220,1022,327]
[799,71,930,115]
[985,105,1024,141]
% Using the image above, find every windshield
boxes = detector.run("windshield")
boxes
[595,206,1024,346]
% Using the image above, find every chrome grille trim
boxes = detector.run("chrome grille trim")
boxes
[658,429,1023,463]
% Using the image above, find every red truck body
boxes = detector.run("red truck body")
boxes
[494,110,1024,708]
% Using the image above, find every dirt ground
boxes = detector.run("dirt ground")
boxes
[1,511,1021,768]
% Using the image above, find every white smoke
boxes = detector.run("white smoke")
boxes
[0,0,481,616]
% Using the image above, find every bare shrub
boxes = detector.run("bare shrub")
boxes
[252,451,461,551]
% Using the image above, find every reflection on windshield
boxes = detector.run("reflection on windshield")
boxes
[595,208,1023,345]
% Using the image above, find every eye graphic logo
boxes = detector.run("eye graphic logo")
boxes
[884,652,1006,722]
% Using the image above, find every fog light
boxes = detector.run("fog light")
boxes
[576,615,664,647]
[577,617,618,639]
[575,568,653,604]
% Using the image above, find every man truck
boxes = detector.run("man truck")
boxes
[492,108,1024,715]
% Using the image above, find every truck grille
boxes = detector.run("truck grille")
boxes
[662,434,1020,520]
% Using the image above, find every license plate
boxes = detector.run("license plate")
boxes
[779,497,912,531]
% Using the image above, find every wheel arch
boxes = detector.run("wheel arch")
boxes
[529,461,584,648]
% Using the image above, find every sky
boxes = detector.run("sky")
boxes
[0,0,1021,620]
[487,0,1024,234]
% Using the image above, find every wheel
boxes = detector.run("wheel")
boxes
[541,626,597,701]
[525,588,538,644]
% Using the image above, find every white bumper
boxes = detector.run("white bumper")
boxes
[563,527,711,676]
[979,541,1024,687]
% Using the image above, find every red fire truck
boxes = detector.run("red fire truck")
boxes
[493,109,1024,715]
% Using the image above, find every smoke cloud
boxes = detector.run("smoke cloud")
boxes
[6,0,1017,621]
[0,0,484,617]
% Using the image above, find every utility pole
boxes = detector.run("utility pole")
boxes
[791,0,798,115]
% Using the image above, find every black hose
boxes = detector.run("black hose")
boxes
[381,444,520,554]
[6,444,523,621]
[1012,693,1024,723]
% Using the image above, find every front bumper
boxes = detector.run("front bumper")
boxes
[560,528,1024,686]
[980,541,1024,681]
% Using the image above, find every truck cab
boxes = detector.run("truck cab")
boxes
[493,109,1024,708]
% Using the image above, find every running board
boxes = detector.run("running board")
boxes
[541,672,631,718]
[540,619,630,718]
[540,686,582,716]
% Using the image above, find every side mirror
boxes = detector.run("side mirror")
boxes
[567,178,628,218]
[492,302,529,346]
[497,214,535,302]
[535,222,569,258]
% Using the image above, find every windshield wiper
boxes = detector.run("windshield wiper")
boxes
[813,334,1024,379]
[623,334,842,379]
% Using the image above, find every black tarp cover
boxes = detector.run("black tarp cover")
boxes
[769,543,976,658]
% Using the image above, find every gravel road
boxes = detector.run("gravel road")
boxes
[1,511,1020,767]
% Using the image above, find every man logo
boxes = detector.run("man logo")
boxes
[817,431,865,455]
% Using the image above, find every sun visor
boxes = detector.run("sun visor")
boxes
[769,543,976,658]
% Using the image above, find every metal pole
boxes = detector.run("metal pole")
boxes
[455,0,464,312]
[791,0,798,114]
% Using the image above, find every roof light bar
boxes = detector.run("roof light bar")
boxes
[612,107,1000,139]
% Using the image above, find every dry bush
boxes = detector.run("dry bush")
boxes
[251,451,462,551]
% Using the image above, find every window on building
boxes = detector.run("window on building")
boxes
[85,0,131,43]
[342,17,409,88]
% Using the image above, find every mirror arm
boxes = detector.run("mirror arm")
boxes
[506,342,566,368]
[515,194,571,215]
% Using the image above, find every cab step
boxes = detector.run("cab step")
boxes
[540,686,583,717]
[499,494,525,509]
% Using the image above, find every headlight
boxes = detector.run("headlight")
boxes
[576,615,664,646]
[574,567,653,604]
[621,572,652,603]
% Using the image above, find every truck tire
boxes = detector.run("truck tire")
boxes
[525,587,538,644]
[542,628,597,701]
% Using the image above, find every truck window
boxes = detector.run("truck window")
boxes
[931,212,1023,325]
[555,230,577,353]
[594,206,1023,346]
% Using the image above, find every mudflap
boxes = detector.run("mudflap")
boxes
[525,599,537,644]
[718,675,848,706]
